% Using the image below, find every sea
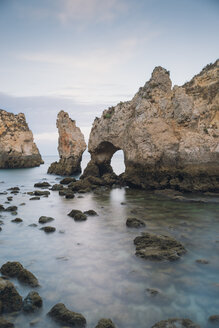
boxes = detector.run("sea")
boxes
[0,153,218,328]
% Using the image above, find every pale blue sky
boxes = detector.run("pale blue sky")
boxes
[0,0,218,154]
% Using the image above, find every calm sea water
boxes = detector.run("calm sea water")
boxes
[0,154,218,328]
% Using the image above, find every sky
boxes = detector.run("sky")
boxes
[0,0,218,155]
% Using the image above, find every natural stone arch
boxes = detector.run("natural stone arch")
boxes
[82,141,125,178]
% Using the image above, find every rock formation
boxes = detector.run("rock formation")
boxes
[83,60,219,192]
[48,111,86,175]
[0,109,43,168]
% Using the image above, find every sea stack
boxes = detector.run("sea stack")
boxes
[48,110,86,176]
[83,60,219,192]
[0,109,43,168]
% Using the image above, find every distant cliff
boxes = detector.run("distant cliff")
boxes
[48,110,86,175]
[83,60,219,192]
[0,109,43,168]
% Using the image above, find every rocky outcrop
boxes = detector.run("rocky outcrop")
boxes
[48,111,86,175]
[83,60,219,192]
[0,110,43,168]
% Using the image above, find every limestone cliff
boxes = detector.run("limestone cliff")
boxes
[83,60,219,192]
[48,111,86,175]
[0,109,43,168]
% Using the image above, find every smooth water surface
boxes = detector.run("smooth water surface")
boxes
[0,156,218,328]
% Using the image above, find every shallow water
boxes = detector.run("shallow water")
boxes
[0,156,218,328]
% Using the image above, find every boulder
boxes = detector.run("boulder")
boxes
[0,277,22,312]
[47,303,86,327]
[34,190,50,197]
[40,226,56,233]
[23,291,42,312]
[60,177,76,185]
[51,184,64,191]
[84,210,98,216]
[0,262,39,287]
[0,109,43,168]
[5,206,17,212]
[134,232,186,261]
[34,182,50,188]
[48,111,86,175]
[11,218,23,223]
[126,217,145,228]
[38,216,54,224]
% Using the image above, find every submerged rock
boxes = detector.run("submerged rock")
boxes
[34,190,50,197]
[68,209,83,218]
[83,60,219,192]
[0,262,39,287]
[5,206,17,212]
[95,318,116,328]
[51,184,64,191]
[29,197,40,200]
[74,213,87,221]
[126,217,145,228]
[38,216,54,224]
[134,232,186,261]
[196,259,209,264]
[48,111,86,175]
[11,218,23,223]
[47,303,86,327]
[0,277,23,313]
[151,318,200,328]
[0,109,43,168]
[23,291,42,312]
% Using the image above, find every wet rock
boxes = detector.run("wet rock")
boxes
[51,184,64,191]
[0,262,39,287]
[60,177,76,185]
[10,191,18,195]
[38,216,54,224]
[68,209,83,218]
[134,232,186,261]
[40,226,56,233]
[29,197,40,201]
[84,210,98,216]
[74,213,87,221]
[0,227,2,232]
[0,220,4,225]
[34,182,50,188]
[0,205,5,211]
[8,187,20,191]
[0,277,22,312]
[59,189,68,196]
[23,291,42,312]
[65,191,75,199]
[11,218,23,223]
[151,318,200,328]
[95,318,116,328]
[5,206,17,212]
[196,259,209,264]
[126,218,145,228]
[34,190,50,197]
[0,317,14,327]
[19,203,25,206]
[208,315,219,323]
[28,224,38,227]
[69,179,92,192]
[11,212,17,216]
[47,303,86,327]
[7,197,13,201]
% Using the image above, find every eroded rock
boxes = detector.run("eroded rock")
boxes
[134,232,186,261]
[0,262,39,287]
[84,60,219,192]
[47,303,86,327]
[0,109,43,168]
[0,277,22,313]
[48,111,86,175]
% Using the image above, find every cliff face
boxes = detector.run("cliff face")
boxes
[48,110,86,176]
[0,110,43,168]
[84,60,219,192]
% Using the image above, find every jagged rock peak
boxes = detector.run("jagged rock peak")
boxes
[48,110,86,176]
[83,60,219,192]
[0,109,43,168]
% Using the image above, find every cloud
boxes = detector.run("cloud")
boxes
[56,0,128,24]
